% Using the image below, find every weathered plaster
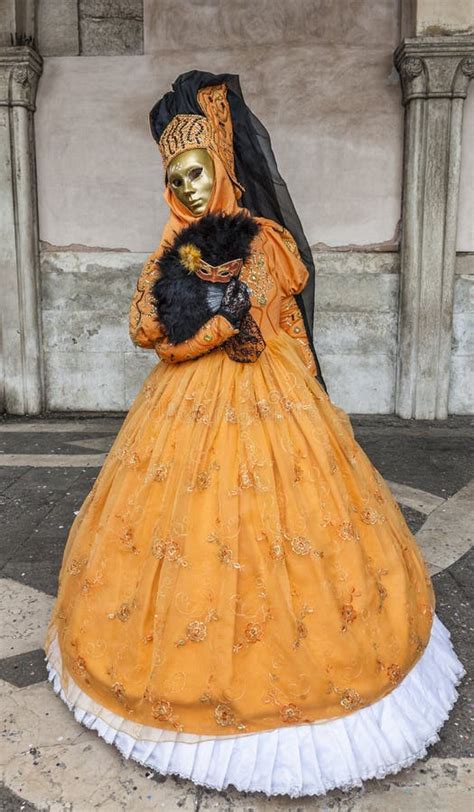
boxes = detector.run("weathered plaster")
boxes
[35,39,403,252]
[416,0,474,37]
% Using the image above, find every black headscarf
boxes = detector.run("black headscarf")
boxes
[149,70,327,393]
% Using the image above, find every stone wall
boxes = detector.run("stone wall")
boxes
[40,246,473,414]
[40,249,398,413]
[36,0,144,57]
[450,256,474,414]
[34,0,408,413]
[2,1,473,414]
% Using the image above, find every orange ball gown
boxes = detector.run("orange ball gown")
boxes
[44,154,464,797]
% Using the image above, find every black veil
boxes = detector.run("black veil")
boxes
[149,70,327,393]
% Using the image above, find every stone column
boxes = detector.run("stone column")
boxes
[394,37,474,419]
[0,45,44,414]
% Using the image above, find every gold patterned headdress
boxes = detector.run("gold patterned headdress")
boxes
[158,84,245,197]
[158,114,216,167]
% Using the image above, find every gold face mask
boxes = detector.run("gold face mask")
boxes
[167,148,215,215]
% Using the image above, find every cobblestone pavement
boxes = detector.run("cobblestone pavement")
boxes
[0,414,472,811]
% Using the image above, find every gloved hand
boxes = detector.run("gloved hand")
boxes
[217,277,251,328]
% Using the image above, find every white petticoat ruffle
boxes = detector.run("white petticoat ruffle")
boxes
[44,613,465,798]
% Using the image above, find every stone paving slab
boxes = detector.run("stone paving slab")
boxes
[385,480,445,514]
[0,455,106,467]
[415,481,474,571]
[0,579,54,659]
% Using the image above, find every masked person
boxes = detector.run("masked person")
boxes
[44,72,464,798]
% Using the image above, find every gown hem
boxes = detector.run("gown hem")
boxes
[43,613,465,798]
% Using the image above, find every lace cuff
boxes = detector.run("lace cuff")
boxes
[223,313,266,363]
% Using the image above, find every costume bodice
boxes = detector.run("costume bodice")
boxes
[129,219,317,376]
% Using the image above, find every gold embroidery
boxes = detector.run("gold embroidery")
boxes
[200,685,247,731]
[280,703,302,723]
[214,703,235,726]
[377,581,388,609]
[340,587,361,632]
[218,544,233,564]
[158,113,216,168]
[217,544,242,570]
[151,535,189,567]
[233,604,273,652]
[227,462,269,496]
[263,674,312,726]
[293,461,304,483]
[113,442,140,467]
[191,403,211,423]
[256,398,271,418]
[387,663,402,684]
[341,603,357,630]
[244,622,264,643]
[206,533,243,570]
[142,383,157,400]
[294,604,314,648]
[72,655,88,679]
[340,688,363,711]
[66,557,86,576]
[120,527,140,555]
[80,573,104,595]
[360,507,383,525]
[107,602,133,622]
[197,470,212,489]
[186,620,208,642]
[269,539,286,560]
[213,702,247,731]
[175,608,219,647]
[187,460,220,492]
[326,451,338,474]
[280,227,301,258]
[224,405,238,423]
[152,698,173,720]
[289,534,324,559]
[241,251,274,306]
[238,466,253,488]
[144,688,183,731]
[145,461,172,483]
[111,681,133,712]
[291,536,312,556]
[338,521,360,543]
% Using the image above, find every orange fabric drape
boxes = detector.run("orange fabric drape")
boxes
[44,146,435,742]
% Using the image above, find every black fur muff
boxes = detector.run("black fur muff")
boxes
[151,212,260,344]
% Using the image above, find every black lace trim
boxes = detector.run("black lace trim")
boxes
[223,313,266,363]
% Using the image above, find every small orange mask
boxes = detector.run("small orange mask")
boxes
[178,243,243,283]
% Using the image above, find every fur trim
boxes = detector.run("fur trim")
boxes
[152,213,260,344]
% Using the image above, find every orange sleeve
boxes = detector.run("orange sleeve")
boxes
[269,225,309,296]
[154,314,239,364]
[279,295,318,377]
[129,250,165,349]
[265,224,317,375]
